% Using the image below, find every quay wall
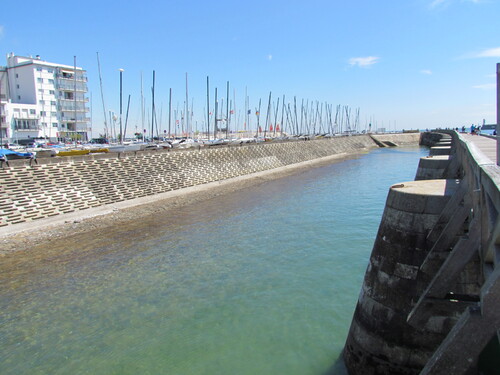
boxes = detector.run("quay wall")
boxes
[344,131,500,375]
[371,133,421,146]
[1,134,418,228]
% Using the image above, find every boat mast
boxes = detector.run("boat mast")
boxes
[233,88,236,134]
[280,95,285,137]
[264,91,271,138]
[96,52,108,139]
[119,68,123,144]
[185,73,189,138]
[255,98,261,137]
[141,72,145,137]
[226,81,230,139]
[293,96,299,135]
[214,87,218,139]
[151,70,155,141]
[123,94,131,140]
[168,88,172,138]
[273,96,280,137]
[244,86,248,134]
[206,76,210,140]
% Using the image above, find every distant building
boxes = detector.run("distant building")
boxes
[0,53,90,143]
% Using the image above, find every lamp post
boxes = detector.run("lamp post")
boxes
[119,68,124,144]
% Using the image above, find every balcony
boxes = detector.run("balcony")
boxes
[59,96,89,103]
[15,127,41,131]
[56,82,88,92]
[56,72,87,82]
[58,102,88,111]
[61,116,91,123]
[14,120,41,130]
[13,113,39,120]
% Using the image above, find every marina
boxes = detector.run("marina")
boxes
[1,0,499,372]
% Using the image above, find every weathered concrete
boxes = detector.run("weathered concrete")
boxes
[370,133,421,147]
[343,179,461,375]
[429,146,452,156]
[344,131,500,375]
[3,135,419,229]
[415,156,452,180]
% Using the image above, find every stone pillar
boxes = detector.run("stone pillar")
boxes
[343,179,460,375]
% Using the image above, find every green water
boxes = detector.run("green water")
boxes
[0,146,428,375]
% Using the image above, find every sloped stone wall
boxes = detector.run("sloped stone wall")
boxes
[0,136,380,227]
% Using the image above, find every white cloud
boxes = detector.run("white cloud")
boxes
[0,25,4,39]
[474,47,500,58]
[430,0,449,8]
[430,0,483,9]
[348,56,379,68]
[420,69,433,75]
[460,47,500,59]
[473,83,496,90]
[267,54,273,61]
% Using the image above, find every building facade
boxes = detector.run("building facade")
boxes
[0,53,90,144]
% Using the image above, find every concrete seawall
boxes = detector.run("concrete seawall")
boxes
[2,135,420,230]
[344,131,500,375]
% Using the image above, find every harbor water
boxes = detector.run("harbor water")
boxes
[0,146,428,375]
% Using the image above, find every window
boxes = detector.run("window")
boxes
[37,78,43,83]
[51,112,57,117]
[48,69,53,73]
[30,109,36,115]
[40,111,46,116]
[14,108,20,112]
[39,100,45,105]
[15,74,18,78]
[42,122,47,127]
[16,84,20,89]
[38,89,44,93]
[49,90,55,95]
[48,79,54,84]
[17,95,21,100]
[36,67,42,72]
[51,101,56,106]
[52,123,58,127]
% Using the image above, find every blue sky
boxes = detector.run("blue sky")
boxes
[1,0,499,136]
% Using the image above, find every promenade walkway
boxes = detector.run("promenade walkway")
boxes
[461,134,497,164]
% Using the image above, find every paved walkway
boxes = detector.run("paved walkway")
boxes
[461,134,498,164]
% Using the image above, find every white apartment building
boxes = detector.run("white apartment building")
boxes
[0,53,90,144]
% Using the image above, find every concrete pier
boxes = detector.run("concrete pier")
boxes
[344,131,500,375]
[343,179,460,375]
[429,146,452,156]
[415,156,452,180]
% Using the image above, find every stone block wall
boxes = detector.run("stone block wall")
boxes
[0,135,379,227]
